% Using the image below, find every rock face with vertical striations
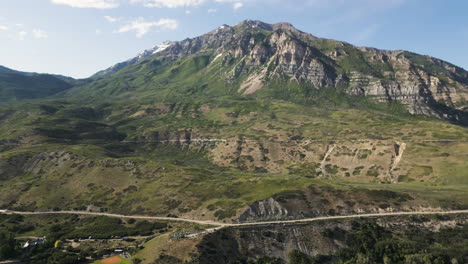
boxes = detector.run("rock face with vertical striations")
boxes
[239,198,288,222]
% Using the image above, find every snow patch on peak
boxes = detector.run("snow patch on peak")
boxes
[94,41,175,77]
[152,42,172,54]
[215,24,230,33]
[130,41,174,63]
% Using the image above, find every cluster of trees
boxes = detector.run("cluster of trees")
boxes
[64,217,167,239]
[0,214,168,263]
[0,232,18,260]
[287,221,467,264]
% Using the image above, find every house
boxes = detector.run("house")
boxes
[22,239,46,249]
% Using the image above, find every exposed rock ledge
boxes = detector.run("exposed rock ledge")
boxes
[239,198,288,222]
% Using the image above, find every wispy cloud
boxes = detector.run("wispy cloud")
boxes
[32,29,49,39]
[104,15,119,22]
[51,0,119,9]
[215,0,247,10]
[129,0,206,8]
[0,25,8,31]
[233,2,243,9]
[116,18,178,37]
[207,8,217,13]
[131,0,251,9]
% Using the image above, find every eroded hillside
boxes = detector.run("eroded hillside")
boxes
[0,98,467,221]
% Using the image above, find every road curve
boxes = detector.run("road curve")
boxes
[1,209,468,228]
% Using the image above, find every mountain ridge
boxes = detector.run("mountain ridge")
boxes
[91,41,175,79]
[0,64,78,83]
[92,20,467,79]
[0,66,74,103]
[0,65,93,103]
[75,20,468,125]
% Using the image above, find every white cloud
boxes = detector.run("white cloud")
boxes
[207,8,217,13]
[215,0,248,10]
[51,0,119,9]
[130,0,405,11]
[233,2,243,9]
[185,10,192,14]
[130,0,254,9]
[0,25,8,31]
[18,31,27,40]
[129,0,207,8]
[32,29,48,39]
[116,18,178,37]
[96,29,102,35]
[104,15,118,22]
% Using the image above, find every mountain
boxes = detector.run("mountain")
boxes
[91,41,174,79]
[0,19,467,246]
[0,65,81,103]
[0,65,79,83]
[1,19,468,263]
[72,20,468,125]
[0,72,71,103]
[0,65,18,74]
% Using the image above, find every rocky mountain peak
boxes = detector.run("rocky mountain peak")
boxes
[237,20,303,34]
[238,19,274,30]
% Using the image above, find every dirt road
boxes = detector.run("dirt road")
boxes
[2,209,467,228]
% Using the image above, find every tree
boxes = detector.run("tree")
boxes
[0,232,18,259]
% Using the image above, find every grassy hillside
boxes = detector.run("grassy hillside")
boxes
[0,93,467,220]
[0,72,72,103]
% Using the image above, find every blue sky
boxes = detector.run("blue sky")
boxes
[0,0,467,78]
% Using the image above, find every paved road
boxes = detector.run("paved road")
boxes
[2,209,468,228]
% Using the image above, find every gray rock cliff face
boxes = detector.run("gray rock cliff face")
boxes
[239,198,288,222]
[169,21,466,122]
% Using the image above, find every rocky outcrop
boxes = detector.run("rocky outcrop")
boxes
[239,198,288,222]
[387,141,406,182]
[236,184,446,222]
